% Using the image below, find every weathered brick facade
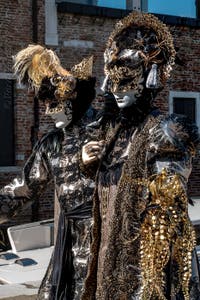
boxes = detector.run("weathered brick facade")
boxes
[0,0,200,229]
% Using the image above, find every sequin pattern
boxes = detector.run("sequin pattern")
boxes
[85,112,200,300]
[0,121,95,300]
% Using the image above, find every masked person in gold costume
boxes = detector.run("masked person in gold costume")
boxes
[81,12,200,299]
[0,45,97,299]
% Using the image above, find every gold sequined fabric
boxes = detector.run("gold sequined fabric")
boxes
[140,169,196,299]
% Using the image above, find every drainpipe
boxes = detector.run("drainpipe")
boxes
[31,0,40,222]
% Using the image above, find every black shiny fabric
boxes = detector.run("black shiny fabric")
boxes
[48,201,93,300]
[0,109,96,300]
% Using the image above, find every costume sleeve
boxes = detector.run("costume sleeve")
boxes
[147,114,199,187]
[79,150,99,179]
[0,136,53,224]
[140,114,199,298]
[79,92,120,179]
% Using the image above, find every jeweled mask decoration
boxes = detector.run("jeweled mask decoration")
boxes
[103,12,176,93]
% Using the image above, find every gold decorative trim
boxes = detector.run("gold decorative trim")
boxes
[104,11,176,88]
[71,56,93,80]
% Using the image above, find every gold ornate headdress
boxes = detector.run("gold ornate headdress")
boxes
[104,11,176,92]
[13,44,93,101]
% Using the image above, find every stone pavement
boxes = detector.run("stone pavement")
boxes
[0,281,39,299]
[1,296,36,300]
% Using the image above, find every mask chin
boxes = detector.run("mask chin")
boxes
[52,111,72,128]
[113,90,140,108]
[55,119,70,128]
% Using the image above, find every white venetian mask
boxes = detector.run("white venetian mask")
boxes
[113,90,139,109]
[45,101,73,128]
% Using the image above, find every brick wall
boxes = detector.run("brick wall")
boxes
[0,1,200,228]
[0,0,54,227]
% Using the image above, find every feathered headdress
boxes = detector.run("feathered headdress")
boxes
[13,44,93,101]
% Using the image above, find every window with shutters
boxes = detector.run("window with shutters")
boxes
[0,79,15,166]
[169,91,200,131]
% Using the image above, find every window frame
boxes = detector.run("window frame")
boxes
[56,0,198,18]
[147,0,197,19]
[56,0,200,27]
[56,0,144,12]
[45,0,58,46]
[189,197,200,251]
[189,197,200,225]
[56,0,140,10]
[169,91,200,132]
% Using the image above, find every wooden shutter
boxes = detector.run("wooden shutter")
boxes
[173,97,196,123]
[0,79,15,166]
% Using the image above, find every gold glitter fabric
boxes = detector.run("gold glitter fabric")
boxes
[140,169,196,299]
[82,112,200,300]
[71,56,94,80]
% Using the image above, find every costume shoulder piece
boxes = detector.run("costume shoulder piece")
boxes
[33,128,64,158]
[150,113,199,154]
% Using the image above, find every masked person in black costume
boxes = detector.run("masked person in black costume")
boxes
[81,12,200,300]
[0,45,101,300]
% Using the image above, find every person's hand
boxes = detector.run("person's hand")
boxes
[82,140,104,165]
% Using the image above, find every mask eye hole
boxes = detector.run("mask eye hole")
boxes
[49,102,58,110]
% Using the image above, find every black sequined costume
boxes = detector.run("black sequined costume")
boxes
[0,78,97,300]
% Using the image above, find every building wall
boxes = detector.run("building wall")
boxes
[0,1,200,228]
[0,0,54,228]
